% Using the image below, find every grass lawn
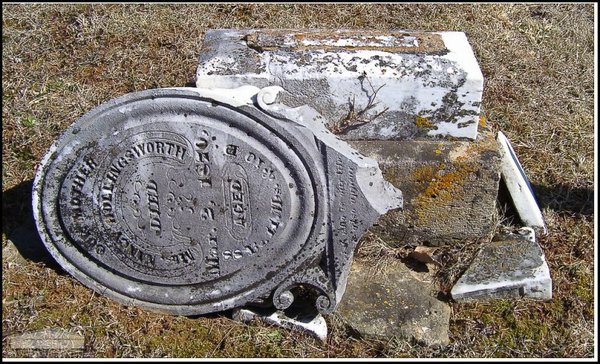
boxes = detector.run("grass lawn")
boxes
[2,3,595,358]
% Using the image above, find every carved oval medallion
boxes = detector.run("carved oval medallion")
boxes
[33,88,325,315]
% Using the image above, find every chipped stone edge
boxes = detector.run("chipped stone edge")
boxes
[255,86,403,215]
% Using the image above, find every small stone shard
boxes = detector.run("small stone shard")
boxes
[497,131,547,234]
[232,307,328,342]
[451,227,552,301]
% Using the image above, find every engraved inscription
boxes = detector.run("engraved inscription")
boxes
[114,232,156,268]
[267,183,283,237]
[146,180,161,234]
[165,249,196,264]
[78,229,105,255]
[245,152,275,180]
[332,156,362,239]
[68,157,98,221]
[222,163,252,240]
[100,137,189,226]
[195,133,212,187]
[205,234,220,277]
[222,239,270,260]
[225,144,238,156]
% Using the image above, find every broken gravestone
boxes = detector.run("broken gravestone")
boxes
[32,86,402,316]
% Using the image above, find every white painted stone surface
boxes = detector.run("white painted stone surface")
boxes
[196,29,484,140]
[451,227,552,301]
[497,131,547,233]
[232,307,328,342]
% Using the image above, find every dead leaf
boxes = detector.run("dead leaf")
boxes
[409,246,441,267]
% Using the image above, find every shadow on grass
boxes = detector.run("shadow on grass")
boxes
[531,183,594,217]
[497,180,594,223]
[2,179,62,272]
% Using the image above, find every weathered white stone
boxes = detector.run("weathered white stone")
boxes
[497,131,547,233]
[196,29,484,140]
[232,307,328,342]
[451,227,552,301]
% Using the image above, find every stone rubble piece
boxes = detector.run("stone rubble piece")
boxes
[336,259,451,348]
[8,328,85,350]
[196,29,484,140]
[232,307,328,342]
[497,131,547,234]
[451,227,552,301]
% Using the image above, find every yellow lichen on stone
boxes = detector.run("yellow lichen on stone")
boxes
[412,162,477,224]
[411,164,439,183]
[415,115,435,129]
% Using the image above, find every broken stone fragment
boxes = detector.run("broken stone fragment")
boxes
[196,29,484,140]
[336,259,451,348]
[497,131,547,234]
[450,227,552,301]
[232,307,328,342]
[196,28,499,246]
[31,86,402,316]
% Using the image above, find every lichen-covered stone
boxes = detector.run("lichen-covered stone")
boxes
[349,124,501,246]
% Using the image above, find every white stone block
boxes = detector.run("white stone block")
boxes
[196,29,484,140]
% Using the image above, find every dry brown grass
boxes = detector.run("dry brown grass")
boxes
[2,3,595,358]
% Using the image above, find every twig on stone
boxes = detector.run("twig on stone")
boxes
[329,75,389,135]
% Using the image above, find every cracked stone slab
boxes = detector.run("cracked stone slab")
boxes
[348,125,501,246]
[451,227,552,301]
[232,307,327,342]
[336,259,451,348]
[196,29,484,140]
